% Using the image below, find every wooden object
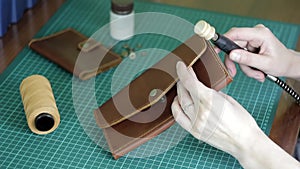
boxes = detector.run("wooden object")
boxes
[194,20,216,40]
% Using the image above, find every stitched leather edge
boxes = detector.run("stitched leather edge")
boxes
[205,40,233,89]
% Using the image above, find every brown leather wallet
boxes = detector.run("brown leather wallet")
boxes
[29,29,122,80]
[94,35,232,159]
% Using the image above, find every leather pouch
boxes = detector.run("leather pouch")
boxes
[94,35,232,159]
[29,29,122,80]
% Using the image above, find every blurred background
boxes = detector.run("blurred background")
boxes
[144,0,300,24]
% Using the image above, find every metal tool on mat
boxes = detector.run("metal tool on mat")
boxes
[194,20,300,105]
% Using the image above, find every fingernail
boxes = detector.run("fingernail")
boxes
[230,52,240,62]
[176,61,183,69]
[255,73,265,83]
[257,78,265,83]
[177,61,187,70]
[227,68,233,77]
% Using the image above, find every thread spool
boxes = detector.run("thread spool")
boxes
[194,20,216,40]
[20,75,60,135]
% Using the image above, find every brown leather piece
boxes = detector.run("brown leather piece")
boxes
[28,29,122,80]
[94,35,232,159]
[97,35,207,128]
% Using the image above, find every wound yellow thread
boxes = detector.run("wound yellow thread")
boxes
[20,75,60,135]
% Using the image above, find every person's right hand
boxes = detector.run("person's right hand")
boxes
[223,24,300,82]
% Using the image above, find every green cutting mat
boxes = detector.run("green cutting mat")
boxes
[1,0,299,168]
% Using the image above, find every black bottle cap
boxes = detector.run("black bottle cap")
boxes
[111,2,134,15]
[35,113,55,131]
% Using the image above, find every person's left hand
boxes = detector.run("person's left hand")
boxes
[171,61,260,156]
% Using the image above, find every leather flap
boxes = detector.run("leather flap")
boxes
[95,35,207,128]
[78,39,102,52]
[29,28,122,80]
[75,39,122,80]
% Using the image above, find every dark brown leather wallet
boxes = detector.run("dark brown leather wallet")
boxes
[29,29,122,80]
[94,35,232,159]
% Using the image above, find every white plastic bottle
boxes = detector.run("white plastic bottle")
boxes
[110,0,134,41]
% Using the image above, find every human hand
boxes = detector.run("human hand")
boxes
[223,24,300,82]
[171,61,260,156]
[171,62,300,168]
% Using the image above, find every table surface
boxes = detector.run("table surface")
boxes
[0,1,299,168]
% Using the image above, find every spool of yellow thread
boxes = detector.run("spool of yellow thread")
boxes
[20,75,60,134]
